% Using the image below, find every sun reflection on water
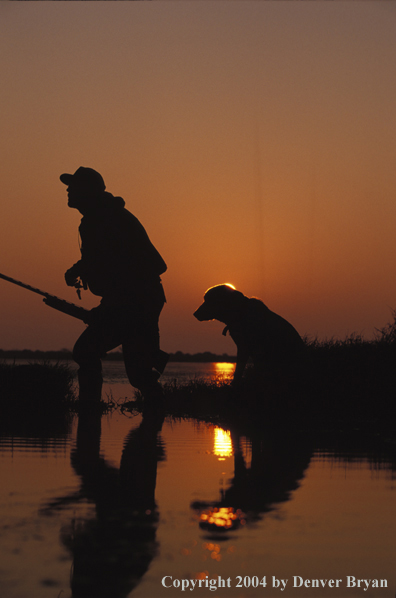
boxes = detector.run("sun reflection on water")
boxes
[199,507,246,532]
[213,362,235,381]
[213,427,233,460]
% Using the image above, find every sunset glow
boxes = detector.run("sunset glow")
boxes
[0,3,395,353]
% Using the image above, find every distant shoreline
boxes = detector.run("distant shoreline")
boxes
[0,349,237,364]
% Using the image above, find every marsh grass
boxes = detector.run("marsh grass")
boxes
[1,312,396,437]
[130,378,233,424]
[302,317,396,430]
[0,361,76,433]
[129,314,396,437]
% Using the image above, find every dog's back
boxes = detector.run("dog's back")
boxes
[194,284,305,382]
[227,297,304,366]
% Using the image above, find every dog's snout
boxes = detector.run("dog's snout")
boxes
[193,303,210,321]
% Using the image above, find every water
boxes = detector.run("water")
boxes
[100,360,236,397]
[1,362,396,597]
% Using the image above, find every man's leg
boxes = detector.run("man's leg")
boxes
[122,328,162,396]
[73,323,121,403]
[122,290,166,399]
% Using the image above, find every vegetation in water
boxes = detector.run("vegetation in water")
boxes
[1,311,396,438]
[129,312,396,438]
[0,361,76,434]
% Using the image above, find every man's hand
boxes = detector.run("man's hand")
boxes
[65,261,84,287]
[65,267,81,287]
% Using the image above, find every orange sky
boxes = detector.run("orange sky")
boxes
[0,2,395,353]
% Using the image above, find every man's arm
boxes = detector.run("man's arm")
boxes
[65,261,84,287]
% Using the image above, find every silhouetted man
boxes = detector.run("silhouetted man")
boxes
[61,167,167,402]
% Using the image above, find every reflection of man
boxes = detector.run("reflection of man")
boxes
[46,408,165,598]
[61,166,167,402]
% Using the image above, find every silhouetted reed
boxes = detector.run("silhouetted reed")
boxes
[130,313,396,439]
[301,315,396,432]
[2,312,396,439]
[0,361,76,434]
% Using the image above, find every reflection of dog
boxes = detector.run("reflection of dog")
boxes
[194,284,305,385]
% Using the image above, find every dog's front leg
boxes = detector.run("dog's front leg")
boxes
[232,348,248,387]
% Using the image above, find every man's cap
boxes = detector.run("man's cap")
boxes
[60,167,106,192]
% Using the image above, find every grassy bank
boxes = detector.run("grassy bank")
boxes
[0,348,236,363]
[0,361,76,433]
[130,316,396,438]
[1,313,396,438]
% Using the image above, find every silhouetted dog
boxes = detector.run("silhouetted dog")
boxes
[194,284,305,386]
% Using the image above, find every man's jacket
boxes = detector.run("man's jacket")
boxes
[71,192,166,305]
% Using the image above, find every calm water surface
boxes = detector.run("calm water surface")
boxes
[0,362,395,597]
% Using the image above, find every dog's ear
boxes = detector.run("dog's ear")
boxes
[194,285,228,322]
[227,288,245,306]
[231,289,244,300]
[194,283,245,323]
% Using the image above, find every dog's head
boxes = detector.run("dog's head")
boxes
[193,284,246,324]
